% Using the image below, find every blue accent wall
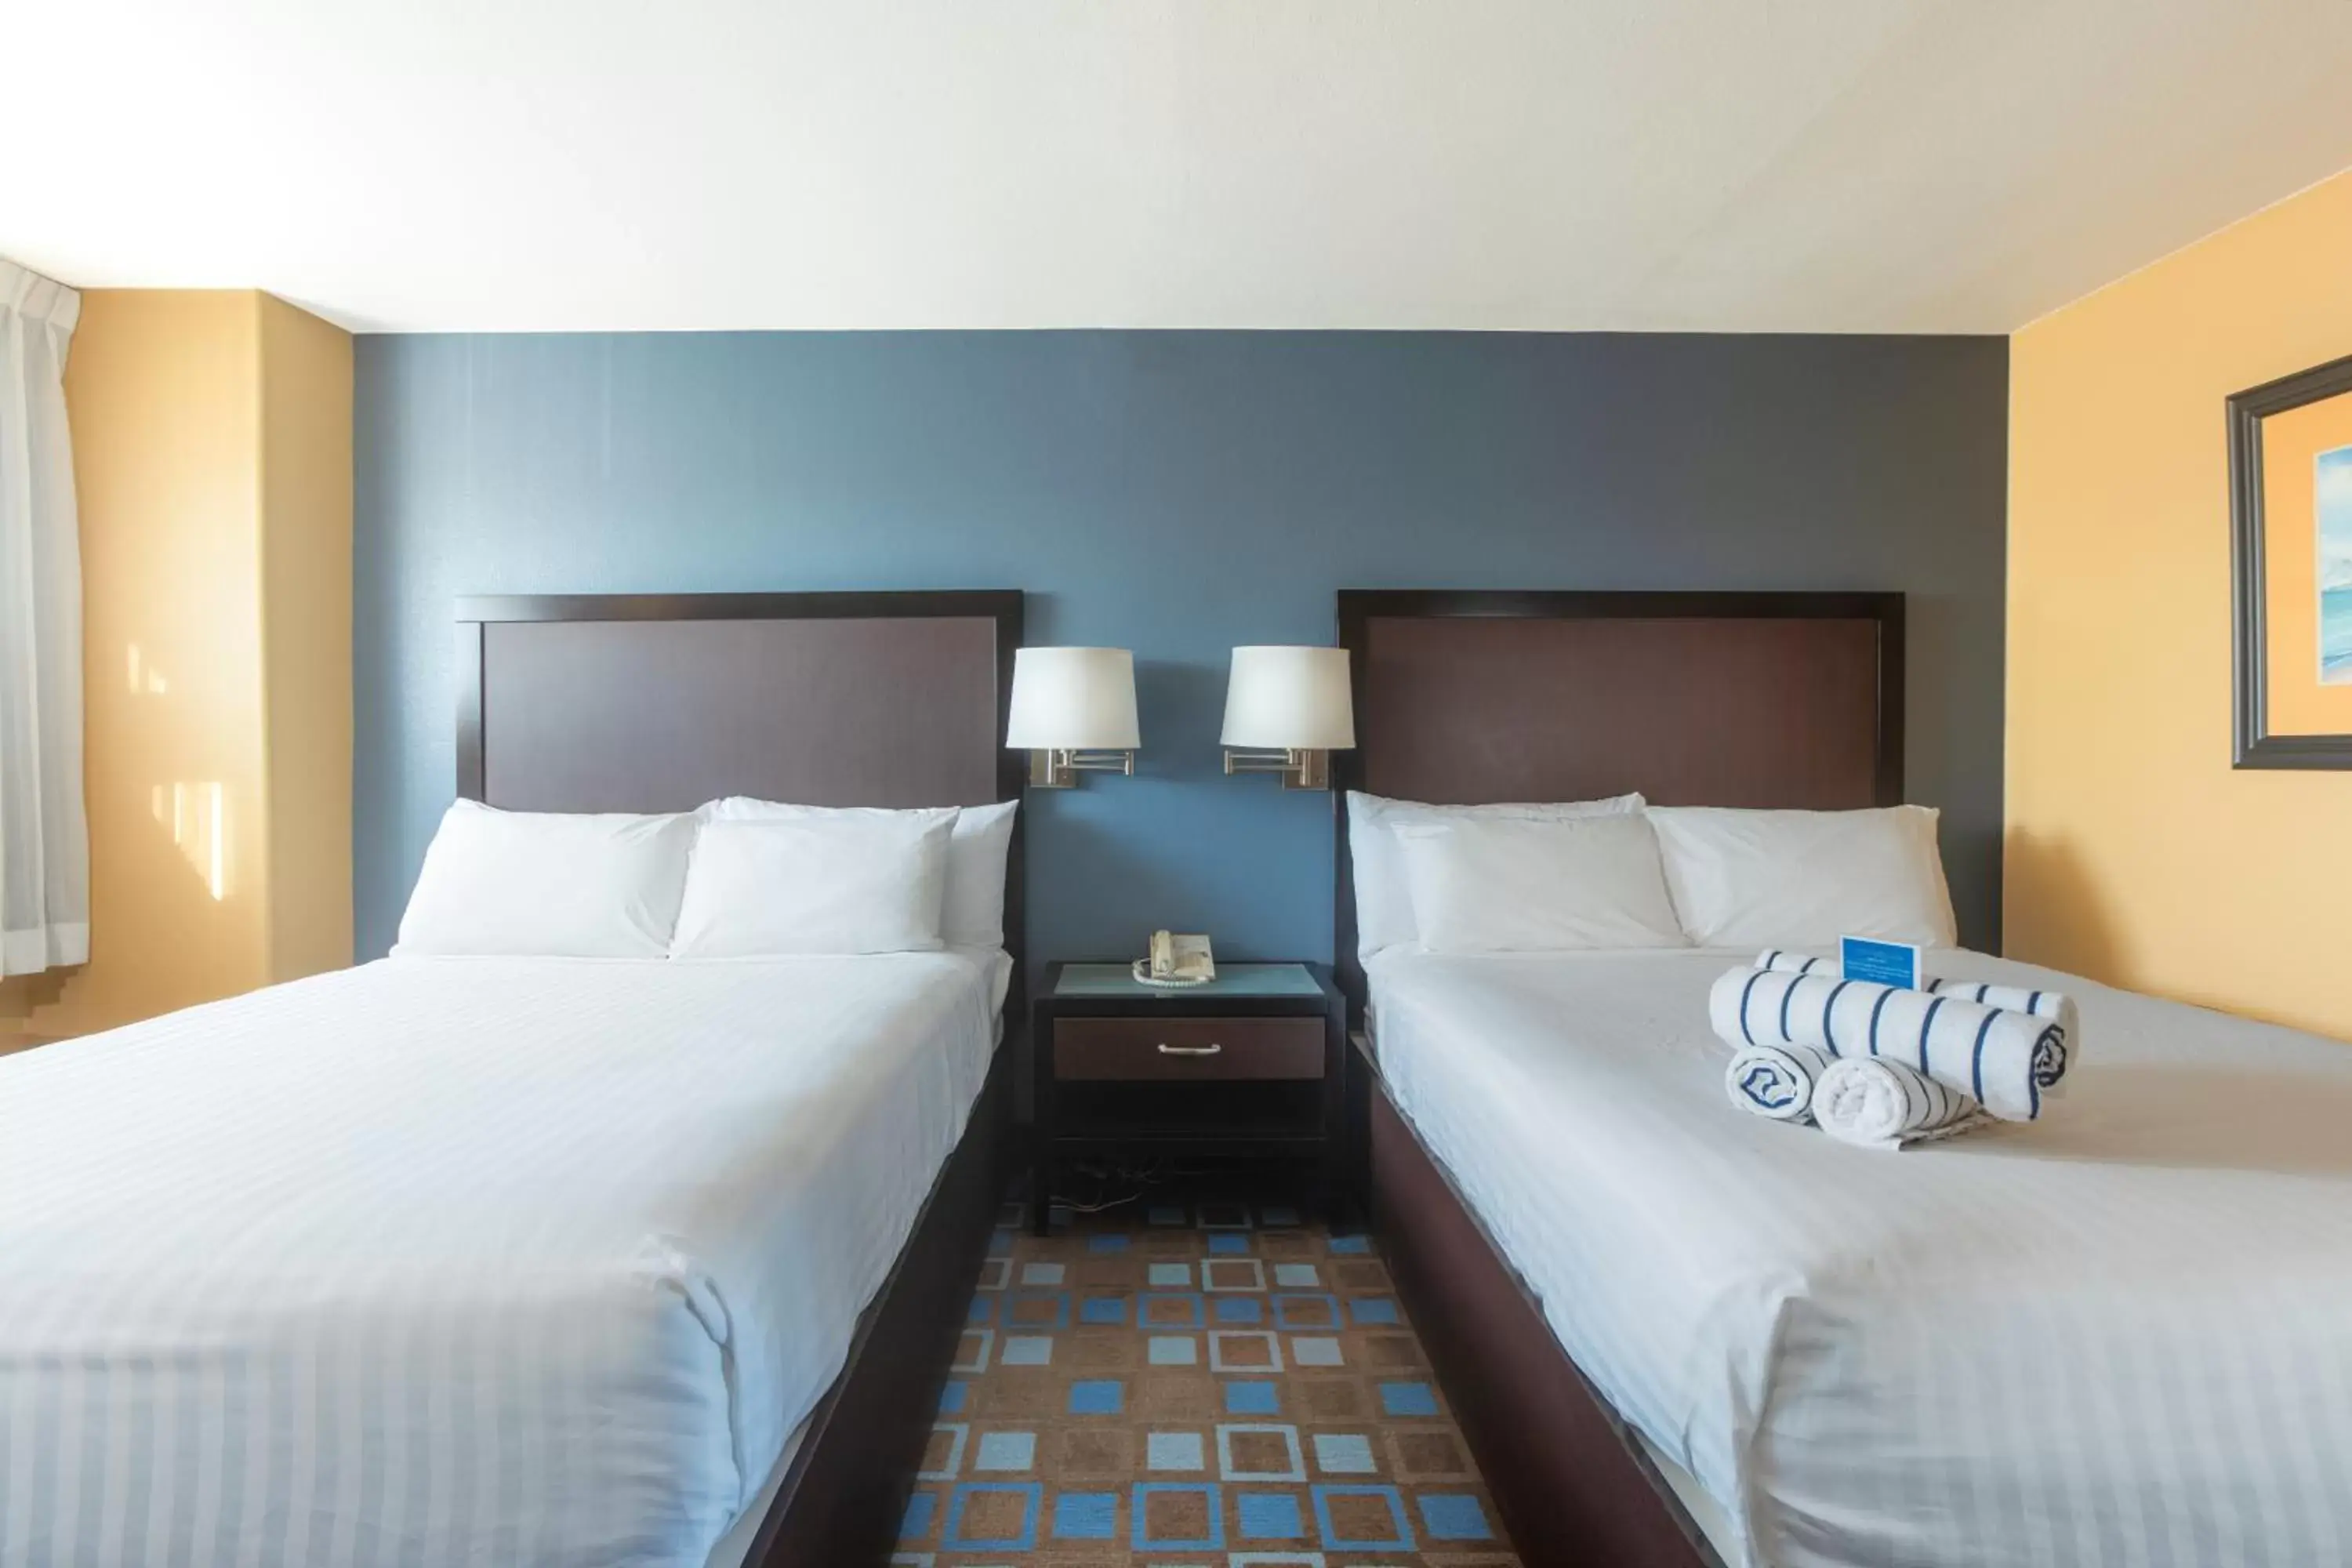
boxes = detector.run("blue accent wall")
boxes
[354,331,2008,964]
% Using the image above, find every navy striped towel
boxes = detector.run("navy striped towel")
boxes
[1813,1056,1993,1150]
[1708,965,2067,1121]
[1753,949,2078,1092]
[1724,1040,1835,1122]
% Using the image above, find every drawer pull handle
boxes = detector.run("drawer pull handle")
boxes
[1156,1042,1223,1056]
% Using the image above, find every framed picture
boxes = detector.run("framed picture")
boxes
[2229,350,2352,768]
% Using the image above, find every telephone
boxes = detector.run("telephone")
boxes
[1136,930,1215,987]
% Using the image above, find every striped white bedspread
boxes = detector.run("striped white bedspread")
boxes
[1367,946,2352,1567]
[0,950,1003,1568]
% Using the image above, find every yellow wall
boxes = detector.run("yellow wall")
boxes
[2008,168,2352,1042]
[0,290,351,1043]
[257,295,354,982]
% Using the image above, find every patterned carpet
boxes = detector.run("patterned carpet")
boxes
[895,1197,1520,1566]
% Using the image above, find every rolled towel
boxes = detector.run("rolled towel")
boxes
[1707,966,2067,1120]
[1755,949,2063,1013]
[1724,1041,1835,1122]
[1749,951,2078,1093]
[1921,979,2078,1096]
[1813,1056,1991,1150]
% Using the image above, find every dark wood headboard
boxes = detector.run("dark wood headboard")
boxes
[1333,590,1904,1019]
[455,589,1027,996]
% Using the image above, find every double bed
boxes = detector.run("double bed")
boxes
[0,591,1025,1567]
[1337,591,2352,1567]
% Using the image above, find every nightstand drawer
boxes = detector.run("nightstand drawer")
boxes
[1054,1016,1324,1080]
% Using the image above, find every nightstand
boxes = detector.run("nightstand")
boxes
[1029,960,1346,1233]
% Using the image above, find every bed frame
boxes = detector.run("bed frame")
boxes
[456,590,1025,1567]
[1333,589,1905,1568]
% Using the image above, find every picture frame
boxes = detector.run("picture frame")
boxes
[2228,349,2352,768]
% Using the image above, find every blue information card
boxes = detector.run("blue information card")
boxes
[1841,935,1922,989]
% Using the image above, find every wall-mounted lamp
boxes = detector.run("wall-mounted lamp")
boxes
[1007,646,1141,788]
[1221,645,1355,790]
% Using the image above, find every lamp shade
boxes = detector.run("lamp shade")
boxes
[1220,645,1355,750]
[1006,647,1141,750]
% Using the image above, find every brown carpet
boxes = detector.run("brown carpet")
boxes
[895,1196,1520,1566]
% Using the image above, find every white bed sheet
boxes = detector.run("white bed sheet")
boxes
[1368,946,2352,1568]
[0,947,1006,1568]
[702,1410,807,1568]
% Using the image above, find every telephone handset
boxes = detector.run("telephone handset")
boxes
[1138,930,1215,987]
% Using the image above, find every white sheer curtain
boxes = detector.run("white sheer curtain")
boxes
[0,258,87,976]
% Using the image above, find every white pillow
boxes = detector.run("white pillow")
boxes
[670,811,955,957]
[395,800,695,958]
[1646,804,1957,949]
[1345,790,1647,960]
[701,797,1018,948]
[1392,815,1687,953]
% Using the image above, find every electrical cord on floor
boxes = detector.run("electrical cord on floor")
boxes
[1049,1156,1167,1215]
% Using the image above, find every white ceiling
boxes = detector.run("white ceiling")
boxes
[7,1,2350,335]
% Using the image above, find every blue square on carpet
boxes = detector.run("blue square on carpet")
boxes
[1224,1380,1279,1415]
[975,1431,1036,1472]
[938,1380,969,1415]
[1312,1433,1376,1475]
[966,1297,991,1325]
[1379,1381,1439,1417]
[1146,1431,1205,1472]
[1208,1233,1251,1254]
[1237,1491,1305,1539]
[1327,1234,1371,1254]
[1213,1297,1264,1325]
[1420,1491,1494,1541]
[1148,1205,1188,1225]
[1053,1491,1118,1540]
[899,1490,936,1541]
[1087,1233,1131,1254]
[986,1229,1015,1258]
[1068,1380,1123,1415]
[1261,1205,1301,1227]
[1080,1295,1127,1326]
[1350,1297,1399,1325]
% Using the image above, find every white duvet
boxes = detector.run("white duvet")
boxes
[0,950,1003,1568]
[1369,947,2352,1568]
